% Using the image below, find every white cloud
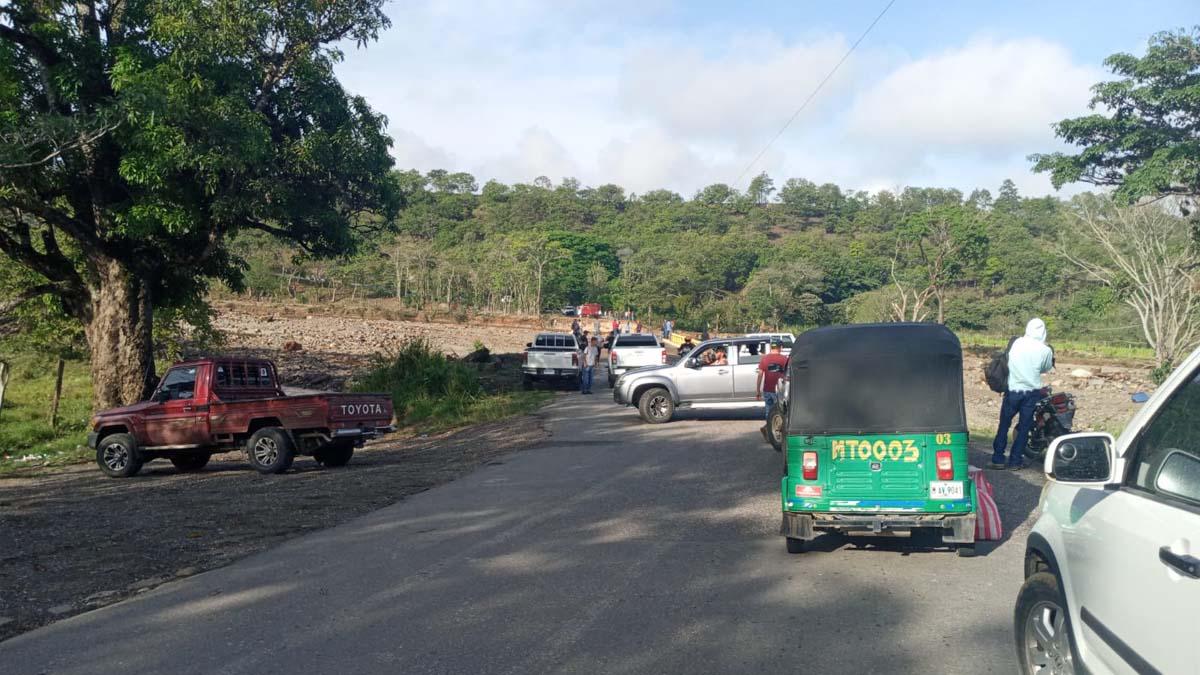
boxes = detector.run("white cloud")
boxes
[478,127,581,185]
[845,37,1101,152]
[618,34,855,141]
[389,129,457,174]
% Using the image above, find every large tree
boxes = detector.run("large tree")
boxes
[1031,28,1200,210]
[0,1,400,408]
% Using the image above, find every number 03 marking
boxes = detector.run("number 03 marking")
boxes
[935,433,952,445]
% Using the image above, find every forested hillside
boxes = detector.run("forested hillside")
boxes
[232,172,1125,341]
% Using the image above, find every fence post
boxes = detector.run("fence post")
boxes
[49,358,65,430]
[0,360,9,420]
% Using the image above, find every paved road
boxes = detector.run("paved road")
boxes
[1,377,1043,674]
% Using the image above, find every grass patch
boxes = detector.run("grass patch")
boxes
[352,339,551,433]
[958,332,1154,362]
[0,351,93,474]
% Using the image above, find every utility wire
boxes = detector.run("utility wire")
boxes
[732,0,897,188]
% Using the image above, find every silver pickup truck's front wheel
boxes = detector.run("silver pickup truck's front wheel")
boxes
[638,387,674,424]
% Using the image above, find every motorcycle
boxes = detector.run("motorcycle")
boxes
[1024,388,1077,460]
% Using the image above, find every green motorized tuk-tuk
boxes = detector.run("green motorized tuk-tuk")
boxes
[780,323,977,556]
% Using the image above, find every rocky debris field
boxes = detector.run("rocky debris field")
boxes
[0,416,548,642]
[213,303,1152,436]
[961,353,1152,435]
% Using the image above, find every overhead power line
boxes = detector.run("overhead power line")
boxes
[732,0,897,188]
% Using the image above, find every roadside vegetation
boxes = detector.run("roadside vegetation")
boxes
[351,339,551,433]
[0,351,92,474]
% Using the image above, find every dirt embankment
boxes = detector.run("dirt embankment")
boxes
[961,353,1151,434]
[212,301,1153,435]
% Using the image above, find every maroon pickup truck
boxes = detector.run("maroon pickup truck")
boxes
[87,357,394,477]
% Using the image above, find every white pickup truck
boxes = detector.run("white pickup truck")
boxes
[522,332,581,389]
[608,333,666,387]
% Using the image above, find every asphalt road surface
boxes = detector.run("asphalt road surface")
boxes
[1,376,1043,674]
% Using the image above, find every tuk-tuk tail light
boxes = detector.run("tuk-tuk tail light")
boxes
[802,451,818,480]
[936,450,953,480]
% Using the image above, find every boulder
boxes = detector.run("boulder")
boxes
[282,340,303,352]
[1070,368,1093,378]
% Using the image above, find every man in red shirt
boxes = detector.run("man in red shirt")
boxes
[756,342,788,439]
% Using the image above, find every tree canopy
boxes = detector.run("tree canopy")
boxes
[1032,27,1200,210]
[0,0,399,407]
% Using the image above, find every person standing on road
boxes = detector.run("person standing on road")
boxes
[756,342,789,440]
[662,318,672,340]
[992,318,1055,470]
[579,336,600,395]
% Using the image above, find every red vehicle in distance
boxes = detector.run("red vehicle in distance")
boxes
[87,357,394,477]
[579,303,602,318]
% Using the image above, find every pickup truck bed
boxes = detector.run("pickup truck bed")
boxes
[523,332,581,388]
[608,333,665,386]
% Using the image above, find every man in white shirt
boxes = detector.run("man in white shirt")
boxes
[992,318,1055,469]
[579,336,600,394]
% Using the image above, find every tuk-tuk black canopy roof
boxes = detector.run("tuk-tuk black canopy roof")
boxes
[787,323,967,435]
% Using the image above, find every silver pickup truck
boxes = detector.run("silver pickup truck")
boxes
[612,337,777,423]
[607,333,666,386]
[522,332,580,388]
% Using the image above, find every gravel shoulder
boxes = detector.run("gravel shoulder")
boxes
[0,414,550,642]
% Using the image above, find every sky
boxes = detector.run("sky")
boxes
[334,0,1196,198]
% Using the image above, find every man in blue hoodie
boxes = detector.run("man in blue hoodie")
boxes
[992,318,1056,469]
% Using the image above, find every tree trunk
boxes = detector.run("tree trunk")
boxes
[84,258,157,410]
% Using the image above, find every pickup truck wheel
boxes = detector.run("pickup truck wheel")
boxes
[315,441,354,467]
[638,387,674,424]
[170,453,211,472]
[96,433,143,478]
[246,428,295,474]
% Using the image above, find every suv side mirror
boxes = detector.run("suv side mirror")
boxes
[1045,432,1115,484]
[685,357,701,369]
[152,390,170,404]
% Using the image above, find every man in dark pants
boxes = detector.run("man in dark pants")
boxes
[992,318,1055,469]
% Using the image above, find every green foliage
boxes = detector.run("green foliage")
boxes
[1032,28,1200,206]
[351,339,547,430]
[0,351,93,474]
[1151,360,1175,385]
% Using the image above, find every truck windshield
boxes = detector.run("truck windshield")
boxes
[615,335,658,347]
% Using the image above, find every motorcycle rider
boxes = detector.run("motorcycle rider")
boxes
[992,318,1055,470]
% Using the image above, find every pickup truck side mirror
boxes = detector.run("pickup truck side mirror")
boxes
[1045,432,1116,484]
[152,390,170,404]
[685,357,701,369]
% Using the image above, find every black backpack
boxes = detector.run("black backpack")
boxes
[984,337,1019,393]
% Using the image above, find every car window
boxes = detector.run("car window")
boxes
[735,341,768,366]
[535,335,548,347]
[692,343,730,367]
[159,367,197,401]
[1129,367,1200,507]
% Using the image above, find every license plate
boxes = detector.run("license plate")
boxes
[929,481,963,500]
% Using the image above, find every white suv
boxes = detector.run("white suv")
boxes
[1015,346,1200,674]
